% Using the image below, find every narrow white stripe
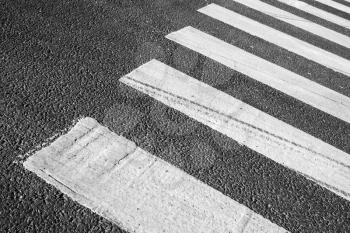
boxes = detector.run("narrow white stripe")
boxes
[120,59,350,202]
[229,0,350,49]
[313,0,350,14]
[198,4,350,77]
[24,117,288,233]
[277,0,350,28]
[166,26,350,124]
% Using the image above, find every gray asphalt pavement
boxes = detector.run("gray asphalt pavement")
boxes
[1,0,350,232]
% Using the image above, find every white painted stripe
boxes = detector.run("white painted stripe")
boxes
[120,59,350,202]
[24,117,288,233]
[313,0,350,14]
[229,0,350,49]
[165,26,350,124]
[198,4,350,77]
[277,0,350,28]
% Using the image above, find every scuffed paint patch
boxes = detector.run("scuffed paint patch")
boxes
[23,117,288,233]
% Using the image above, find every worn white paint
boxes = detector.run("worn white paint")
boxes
[166,26,350,124]
[198,4,350,77]
[24,117,288,233]
[229,0,350,49]
[313,0,350,14]
[277,0,350,28]
[120,59,350,202]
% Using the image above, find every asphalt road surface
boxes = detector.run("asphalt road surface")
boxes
[1,0,350,232]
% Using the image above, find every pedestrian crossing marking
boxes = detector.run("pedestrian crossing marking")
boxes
[166,26,350,124]
[120,59,350,202]
[20,0,350,231]
[24,117,289,233]
[198,4,350,77]
[230,0,350,49]
[277,0,350,28]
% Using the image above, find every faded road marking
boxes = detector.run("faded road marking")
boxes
[24,117,288,233]
[120,59,350,202]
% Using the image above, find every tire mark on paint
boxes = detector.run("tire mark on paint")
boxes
[123,75,350,170]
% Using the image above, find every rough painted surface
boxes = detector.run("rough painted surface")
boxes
[120,59,350,202]
[24,117,288,233]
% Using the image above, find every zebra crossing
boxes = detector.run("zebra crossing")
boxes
[23,0,350,232]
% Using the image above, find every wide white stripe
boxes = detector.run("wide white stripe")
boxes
[120,59,350,202]
[277,0,350,28]
[229,0,350,49]
[313,0,350,14]
[198,4,350,77]
[166,26,350,124]
[24,117,288,233]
